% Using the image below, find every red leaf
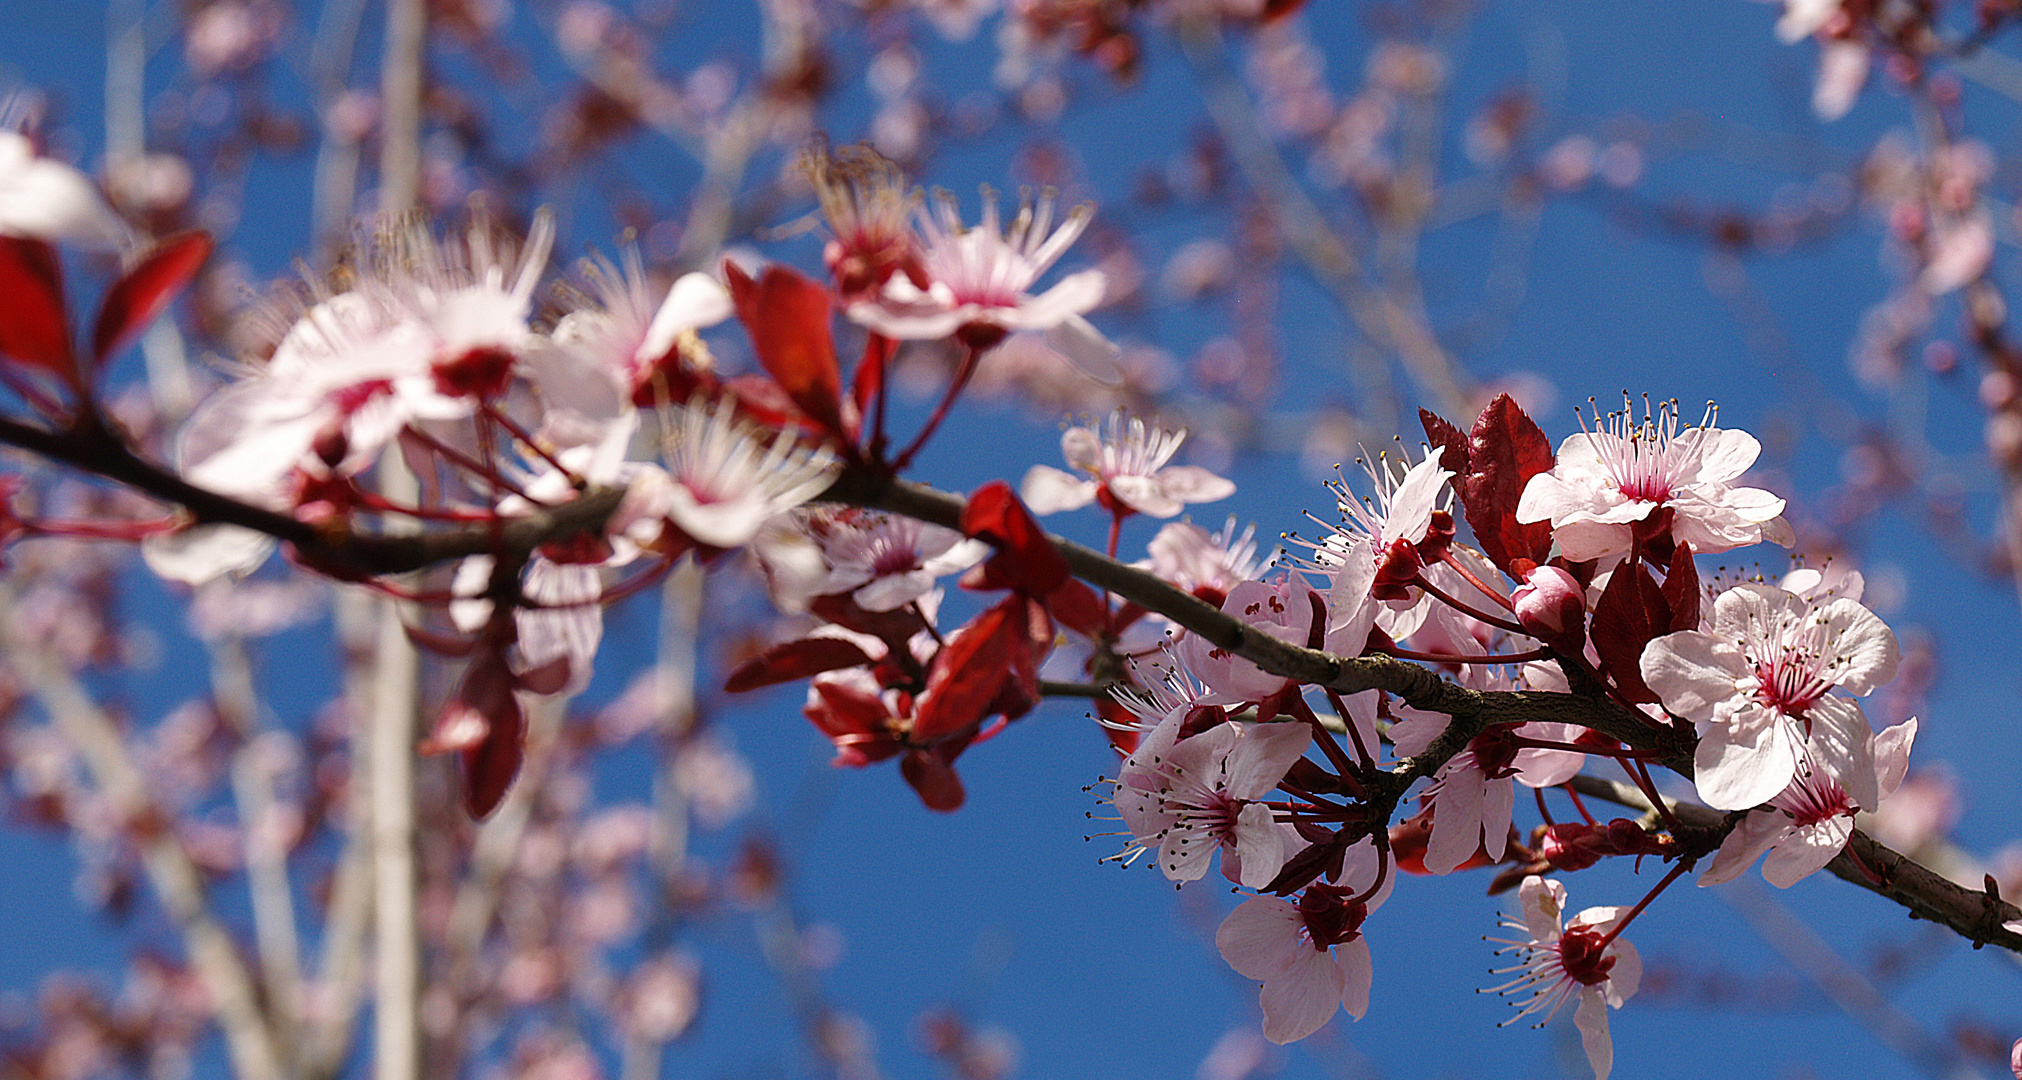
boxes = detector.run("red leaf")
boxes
[461,693,525,818]
[808,593,928,652]
[962,481,1070,596]
[911,598,1019,743]
[1461,394,1556,575]
[1660,543,1700,633]
[900,748,966,812]
[1045,578,1109,639]
[724,261,847,440]
[854,331,892,423]
[1418,407,1470,480]
[1589,559,1664,703]
[92,231,212,371]
[0,236,74,381]
[725,636,879,693]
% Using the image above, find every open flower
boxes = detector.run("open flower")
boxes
[802,507,989,612]
[1310,447,1452,655]
[621,397,841,552]
[1113,702,1310,889]
[1021,411,1234,518]
[0,130,124,245]
[1641,582,1898,810]
[1488,876,1640,1080]
[1701,718,1916,887]
[845,186,1113,367]
[1516,397,1789,563]
[1389,702,1585,876]
[1176,575,1323,708]
[1216,882,1376,1044]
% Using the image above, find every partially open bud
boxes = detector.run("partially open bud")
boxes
[1512,564,1585,649]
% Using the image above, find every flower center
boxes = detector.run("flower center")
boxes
[1557,926,1617,986]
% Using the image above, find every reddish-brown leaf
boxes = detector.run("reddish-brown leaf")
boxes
[1589,558,1664,703]
[899,748,966,812]
[725,261,847,440]
[1462,394,1556,575]
[0,236,74,381]
[808,593,928,652]
[92,231,212,371]
[854,331,892,424]
[725,636,879,693]
[1045,578,1109,639]
[962,481,1070,596]
[461,694,525,818]
[1660,542,1700,633]
[910,598,1018,743]
[1418,407,1470,480]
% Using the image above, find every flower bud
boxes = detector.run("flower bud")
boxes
[1512,564,1585,648]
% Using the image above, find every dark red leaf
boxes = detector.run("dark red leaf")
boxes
[0,236,74,381]
[1045,578,1109,639]
[1660,542,1700,633]
[461,694,525,818]
[1462,394,1556,575]
[808,593,928,653]
[516,655,572,696]
[725,636,879,693]
[962,481,1070,596]
[1418,407,1470,480]
[911,597,1019,743]
[1260,0,1310,21]
[91,231,212,371]
[854,331,892,423]
[900,747,965,811]
[1589,558,1664,703]
[724,261,848,440]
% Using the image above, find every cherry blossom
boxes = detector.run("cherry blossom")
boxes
[1700,718,1917,888]
[844,185,1114,367]
[1487,876,1640,1080]
[535,251,732,430]
[800,140,923,301]
[0,130,124,245]
[1112,702,1310,889]
[1640,582,1898,810]
[1021,411,1235,518]
[1176,575,1324,708]
[1390,669,1585,875]
[801,507,988,612]
[1215,841,1389,1046]
[621,397,840,552]
[1309,448,1452,654]
[1141,517,1262,599]
[1515,398,1790,563]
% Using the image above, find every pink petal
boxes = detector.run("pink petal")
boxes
[1216,896,1303,982]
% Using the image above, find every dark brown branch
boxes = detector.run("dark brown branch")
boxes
[834,470,2021,957]
[1571,775,2022,955]
[0,416,625,578]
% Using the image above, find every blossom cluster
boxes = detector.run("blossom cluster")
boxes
[0,132,1927,1077]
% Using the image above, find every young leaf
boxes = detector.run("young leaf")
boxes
[724,261,848,441]
[725,636,879,693]
[1461,394,1556,574]
[1660,542,1700,633]
[0,235,74,382]
[962,481,1071,596]
[1418,407,1470,479]
[1589,559,1664,703]
[91,231,212,372]
[910,596,1019,743]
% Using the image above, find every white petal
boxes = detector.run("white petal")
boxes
[1216,896,1304,982]
[1697,809,1793,887]
[1258,947,1347,1044]
[1334,936,1373,1020]
[1693,711,1796,811]
[1761,817,1853,887]
[638,272,733,362]
[1640,631,1746,723]
[1018,465,1095,515]
[1574,990,1615,1080]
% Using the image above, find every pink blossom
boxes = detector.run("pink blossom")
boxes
[1515,398,1789,563]
[1215,883,1376,1044]
[1313,448,1452,655]
[535,251,732,431]
[1021,411,1234,518]
[1139,517,1263,603]
[0,130,124,245]
[845,186,1114,367]
[1390,670,1585,875]
[1700,719,1916,888]
[802,507,988,612]
[1176,576,1323,707]
[1641,582,1898,810]
[620,397,840,551]
[1113,703,1310,889]
[1487,876,1640,1080]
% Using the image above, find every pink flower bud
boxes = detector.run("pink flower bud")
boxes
[1512,564,1584,646]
